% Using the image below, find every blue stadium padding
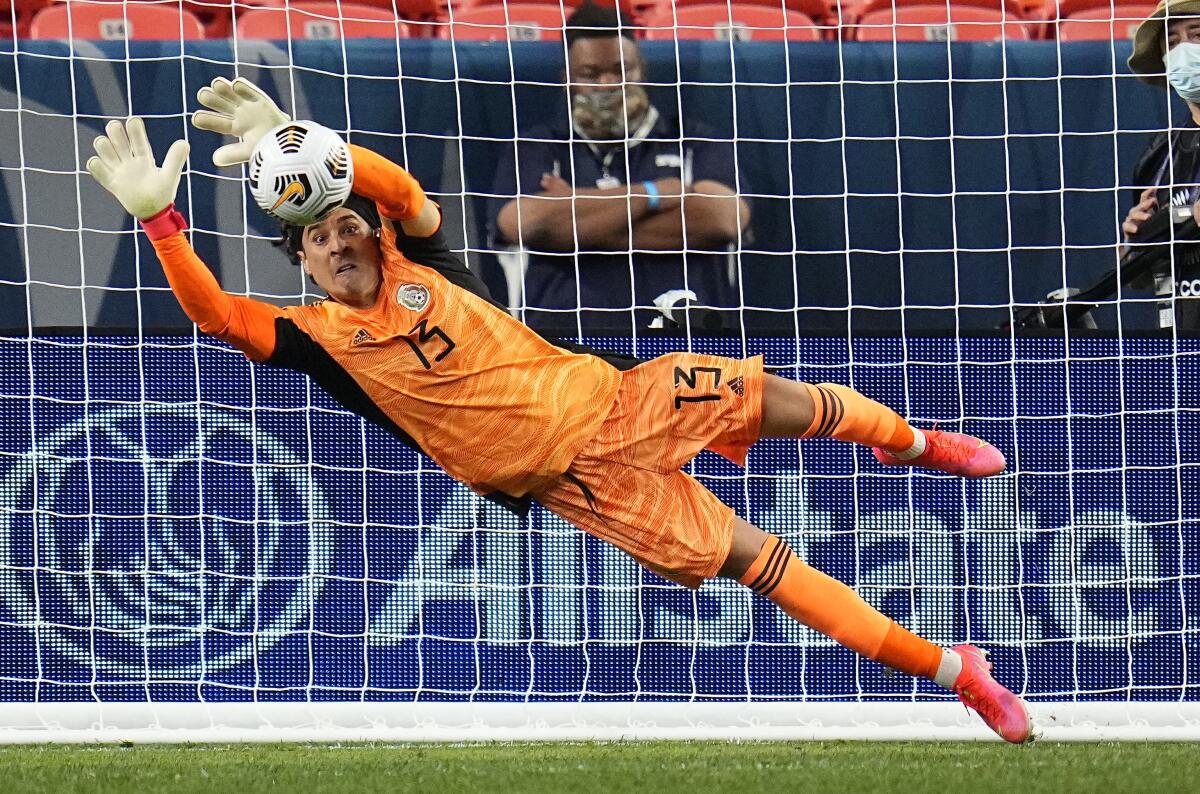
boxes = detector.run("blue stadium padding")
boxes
[0,333,1195,703]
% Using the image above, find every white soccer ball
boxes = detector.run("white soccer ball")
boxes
[247,120,353,226]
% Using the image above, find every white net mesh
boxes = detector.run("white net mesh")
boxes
[0,1,1197,739]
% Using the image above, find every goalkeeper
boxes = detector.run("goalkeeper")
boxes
[84,77,1032,744]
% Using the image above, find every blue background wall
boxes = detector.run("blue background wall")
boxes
[0,39,1179,331]
[0,333,1196,702]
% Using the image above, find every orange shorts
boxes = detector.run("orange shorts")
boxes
[535,352,764,588]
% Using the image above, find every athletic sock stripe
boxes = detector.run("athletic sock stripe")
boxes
[748,537,787,592]
[750,538,789,594]
[819,387,841,438]
[755,547,790,597]
[748,538,784,591]
[825,386,844,438]
[823,387,841,437]
[816,386,842,438]
[830,391,849,438]
[812,386,833,438]
[757,553,791,597]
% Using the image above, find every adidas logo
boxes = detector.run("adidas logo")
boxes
[352,328,375,346]
[728,376,744,397]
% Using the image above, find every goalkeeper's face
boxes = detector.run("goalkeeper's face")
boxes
[297,208,383,308]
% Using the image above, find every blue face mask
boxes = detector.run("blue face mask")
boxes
[1166,42,1200,104]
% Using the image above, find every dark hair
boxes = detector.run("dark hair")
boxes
[274,192,381,266]
[564,1,635,49]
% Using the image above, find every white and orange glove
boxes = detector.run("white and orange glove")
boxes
[85,117,189,222]
[191,76,289,168]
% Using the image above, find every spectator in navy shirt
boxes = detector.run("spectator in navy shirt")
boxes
[1127,4,1200,329]
[488,1,751,335]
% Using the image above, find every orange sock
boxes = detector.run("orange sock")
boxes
[801,382,916,453]
[739,536,943,680]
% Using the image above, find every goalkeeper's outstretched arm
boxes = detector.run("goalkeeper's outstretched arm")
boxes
[186,76,639,369]
[147,232,280,361]
[85,117,281,361]
[347,143,440,239]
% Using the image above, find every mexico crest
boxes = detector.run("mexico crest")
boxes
[397,283,430,311]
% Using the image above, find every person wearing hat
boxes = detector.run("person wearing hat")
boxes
[1126,1,1200,328]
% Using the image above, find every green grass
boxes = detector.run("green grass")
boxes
[0,741,1194,794]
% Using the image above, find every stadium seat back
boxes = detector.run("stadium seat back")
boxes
[855,5,1030,40]
[1,0,51,36]
[440,0,638,23]
[1041,0,1143,19]
[235,1,407,39]
[850,0,1026,24]
[45,0,280,38]
[1,0,49,18]
[369,0,440,17]
[1058,4,1154,40]
[642,4,823,41]
[654,0,831,23]
[30,1,205,39]
[443,3,568,41]
[181,0,284,38]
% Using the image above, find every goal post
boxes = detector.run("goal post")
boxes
[1,15,1198,741]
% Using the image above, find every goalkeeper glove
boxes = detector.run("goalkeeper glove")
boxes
[192,76,289,168]
[85,117,189,221]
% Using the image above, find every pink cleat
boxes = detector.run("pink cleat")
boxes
[873,429,1006,478]
[952,644,1034,744]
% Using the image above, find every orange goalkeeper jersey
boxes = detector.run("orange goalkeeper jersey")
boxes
[277,224,620,495]
[148,144,622,499]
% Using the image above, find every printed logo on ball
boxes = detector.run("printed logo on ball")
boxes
[271,178,308,212]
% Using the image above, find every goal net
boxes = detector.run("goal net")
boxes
[0,1,1197,741]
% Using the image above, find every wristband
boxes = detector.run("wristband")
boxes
[139,204,188,241]
[642,180,660,212]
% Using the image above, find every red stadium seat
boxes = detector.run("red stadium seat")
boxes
[30,1,205,39]
[646,0,832,25]
[434,0,640,34]
[443,0,634,12]
[1056,4,1154,41]
[291,0,444,36]
[187,0,284,38]
[849,0,1027,23]
[372,0,440,16]
[855,5,1030,40]
[2,0,51,36]
[74,0,421,40]
[1024,0,1151,39]
[443,3,568,40]
[1039,0,1146,18]
[642,4,824,41]
[235,1,407,39]
[439,0,637,20]
[38,0,282,39]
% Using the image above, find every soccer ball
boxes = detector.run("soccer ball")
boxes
[247,120,353,226]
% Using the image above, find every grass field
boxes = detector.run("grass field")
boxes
[1,741,1194,794]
